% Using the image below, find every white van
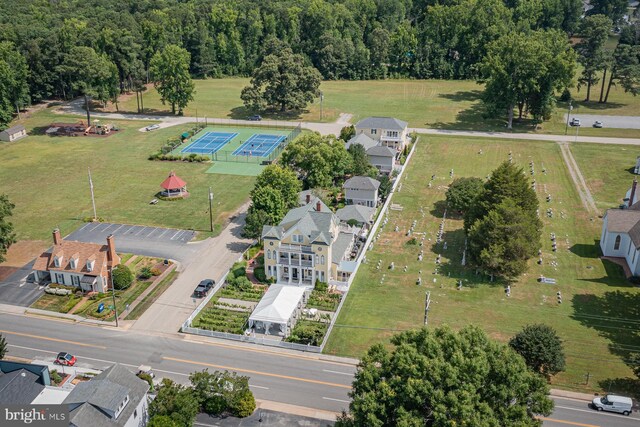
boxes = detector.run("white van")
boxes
[591,394,633,415]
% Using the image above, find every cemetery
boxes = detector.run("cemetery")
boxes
[325,134,640,396]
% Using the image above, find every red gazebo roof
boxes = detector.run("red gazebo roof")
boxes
[160,171,187,190]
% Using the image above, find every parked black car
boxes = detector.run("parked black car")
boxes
[247,114,262,121]
[193,279,215,298]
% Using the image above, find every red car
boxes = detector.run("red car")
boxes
[55,352,77,366]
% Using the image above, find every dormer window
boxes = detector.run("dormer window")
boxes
[54,256,62,268]
[69,257,77,269]
[114,394,130,419]
[86,260,95,272]
[292,234,303,243]
[371,129,377,135]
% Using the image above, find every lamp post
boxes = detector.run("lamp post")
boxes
[319,91,324,121]
[564,100,572,135]
[110,265,119,327]
[208,187,214,232]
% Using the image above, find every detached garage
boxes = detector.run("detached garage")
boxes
[0,125,28,142]
[248,285,308,336]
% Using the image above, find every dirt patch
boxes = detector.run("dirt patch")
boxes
[0,240,48,267]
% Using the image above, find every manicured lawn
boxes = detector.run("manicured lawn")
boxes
[325,135,640,396]
[0,109,255,242]
[570,142,637,211]
[103,77,640,137]
[125,269,177,320]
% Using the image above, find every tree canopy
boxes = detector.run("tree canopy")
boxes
[446,177,484,213]
[112,265,134,290]
[149,379,199,427]
[190,370,256,418]
[510,324,566,378]
[576,15,613,102]
[281,133,352,188]
[0,194,16,264]
[0,334,7,359]
[241,46,321,112]
[149,45,195,115]
[337,325,553,426]
[0,42,29,128]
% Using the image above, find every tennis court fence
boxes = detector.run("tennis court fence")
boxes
[212,124,303,164]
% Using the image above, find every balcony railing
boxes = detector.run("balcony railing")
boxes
[278,257,314,267]
[279,244,313,253]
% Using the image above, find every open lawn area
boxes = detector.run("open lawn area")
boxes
[101,77,640,138]
[0,108,255,243]
[325,135,640,396]
[570,142,638,211]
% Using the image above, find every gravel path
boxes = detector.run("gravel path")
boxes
[557,142,598,215]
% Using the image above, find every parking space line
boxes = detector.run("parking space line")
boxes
[102,223,116,233]
[135,226,147,236]
[77,223,90,232]
[112,224,124,234]
[123,226,135,234]
[87,223,103,232]
[170,230,182,240]
[157,229,169,239]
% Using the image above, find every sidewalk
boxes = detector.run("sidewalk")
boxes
[550,388,596,401]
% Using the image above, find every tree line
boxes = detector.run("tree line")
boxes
[0,0,638,129]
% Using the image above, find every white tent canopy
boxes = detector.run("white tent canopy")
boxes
[249,285,307,336]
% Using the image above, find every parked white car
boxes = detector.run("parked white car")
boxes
[145,124,160,131]
[591,394,633,415]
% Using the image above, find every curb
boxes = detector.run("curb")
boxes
[255,399,338,422]
[550,389,595,402]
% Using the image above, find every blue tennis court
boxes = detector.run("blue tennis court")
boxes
[231,134,286,158]
[181,132,238,154]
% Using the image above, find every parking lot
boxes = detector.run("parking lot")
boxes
[565,114,640,129]
[0,263,43,307]
[66,222,200,262]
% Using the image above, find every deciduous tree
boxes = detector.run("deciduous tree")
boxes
[0,334,7,359]
[243,186,286,239]
[241,47,321,112]
[336,325,553,426]
[252,164,301,209]
[510,324,566,378]
[446,177,484,213]
[190,370,255,418]
[576,15,613,102]
[0,194,16,264]
[347,144,376,177]
[150,45,195,115]
[112,265,134,290]
[0,42,29,128]
[149,379,198,427]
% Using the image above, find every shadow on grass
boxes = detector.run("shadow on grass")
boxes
[597,377,640,400]
[430,228,506,288]
[438,89,484,103]
[571,291,640,365]
[429,200,448,218]
[578,258,631,286]
[228,106,308,121]
[569,241,601,258]
[569,100,626,111]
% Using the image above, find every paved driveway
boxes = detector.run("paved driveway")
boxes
[66,223,200,263]
[564,114,640,129]
[0,261,43,306]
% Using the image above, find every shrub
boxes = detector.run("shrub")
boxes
[229,388,256,417]
[406,237,418,245]
[139,267,152,280]
[233,277,253,292]
[253,266,267,283]
[50,370,62,384]
[346,218,360,227]
[113,265,134,290]
[314,280,328,292]
[231,262,247,278]
[151,267,162,276]
[137,372,154,390]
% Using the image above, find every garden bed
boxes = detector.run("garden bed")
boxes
[192,305,251,334]
[306,289,341,312]
[30,293,82,314]
[218,285,266,302]
[285,320,329,346]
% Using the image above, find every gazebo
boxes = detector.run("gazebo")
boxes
[160,171,188,198]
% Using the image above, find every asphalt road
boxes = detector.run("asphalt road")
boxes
[66,222,200,263]
[1,311,638,426]
[564,113,640,130]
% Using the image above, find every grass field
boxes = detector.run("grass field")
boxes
[103,77,640,138]
[570,143,637,211]
[0,109,255,242]
[324,135,640,396]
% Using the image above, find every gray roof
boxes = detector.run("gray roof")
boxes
[346,133,378,151]
[64,364,149,427]
[336,205,376,224]
[355,117,408,131]
[0,369,44,404]
[262,197,339,244]
[332,232,355,265]
[606,209,640,247]
[298,190,315,206]
[344,176,380,191]
[366,145,396,157]
[1,124,26,135]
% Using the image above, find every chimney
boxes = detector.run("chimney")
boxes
[106,234,117,265]
[316,201,322,212]
[53,228,62,245]
[630,179,638,207]
[306,193,311,205]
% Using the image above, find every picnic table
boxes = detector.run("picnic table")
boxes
[149,198,158,205]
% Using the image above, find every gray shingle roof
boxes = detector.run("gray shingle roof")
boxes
[1,124,26,135]
[344,176,380,191]
[336,205,376,224]
[279,198,332,229]
[0,369,44,404]
[262,225,283,239]
[332,232,355,265]
[262,197,340,244]
[64,364,149,427]
[355,117,408,131]
[366,146,396,157]
[346,133,378,151]
[606,209,640,247]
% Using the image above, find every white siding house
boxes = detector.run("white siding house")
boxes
[343,176,380,207]
[354,117,409,151]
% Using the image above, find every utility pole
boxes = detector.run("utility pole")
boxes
[209,188,214,232]
[88,167,97,221]
[564,100,572,135]
[320,91,324,121]
[110,265,119,327]
[424,291,431,325]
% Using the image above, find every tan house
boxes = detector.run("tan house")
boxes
[0,125,27,142]
[354,116,409,151]
[32,229,121,293]
[262,198,357,286]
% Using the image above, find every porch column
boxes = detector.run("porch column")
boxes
[276,266,280,282]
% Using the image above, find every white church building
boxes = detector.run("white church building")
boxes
[600,179,640,276]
